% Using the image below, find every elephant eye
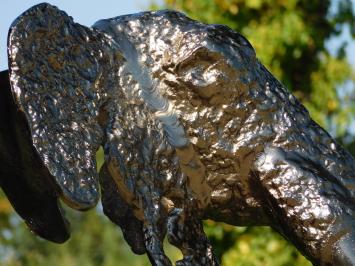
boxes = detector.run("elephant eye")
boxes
[176,47,229,88]
[182,63,224,87]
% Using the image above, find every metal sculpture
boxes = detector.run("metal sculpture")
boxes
[1,3,354,265]
[0,70,69,243]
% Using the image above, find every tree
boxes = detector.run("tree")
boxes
[150,0,354,265]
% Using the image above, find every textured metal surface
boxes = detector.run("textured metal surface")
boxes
[0,70,69,243]
[4,3,355,266]
[99,163,146,255]
[7,4,122,210]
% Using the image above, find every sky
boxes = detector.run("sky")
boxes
[0,0,160,70]
[0,0,354,71]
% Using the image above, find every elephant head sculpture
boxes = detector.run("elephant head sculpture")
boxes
[1,3,354,265]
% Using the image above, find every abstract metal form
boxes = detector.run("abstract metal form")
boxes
[0,3,354,265]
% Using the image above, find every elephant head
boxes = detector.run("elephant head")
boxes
[2,3,145,253]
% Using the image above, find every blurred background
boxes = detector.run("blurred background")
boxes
[0,0,354,265]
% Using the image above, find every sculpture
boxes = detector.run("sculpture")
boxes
[0,3,354,265]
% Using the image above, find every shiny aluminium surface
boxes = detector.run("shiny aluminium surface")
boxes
[7,4,123,210]
[5,3,355,266]
[0,70,70,243]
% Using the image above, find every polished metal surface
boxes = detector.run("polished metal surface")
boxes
[7,4,122,210]
[0,70,70,243]
[3,3,355,265]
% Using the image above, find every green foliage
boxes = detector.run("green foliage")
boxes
[0,194,150,266]
[205,222,311,266]
[0,202,183,266]
[202,220,312,265]
[222,227,311,266]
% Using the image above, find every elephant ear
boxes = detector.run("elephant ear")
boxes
[0,70,69,243]
[7,3,119,209]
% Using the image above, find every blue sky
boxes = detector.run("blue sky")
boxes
[0,0,354,71]
[0,0,159,70]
